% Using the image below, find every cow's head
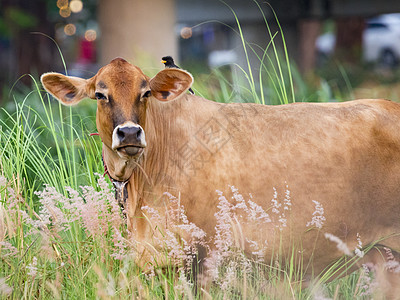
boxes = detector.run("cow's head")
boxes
[41,58,193,179]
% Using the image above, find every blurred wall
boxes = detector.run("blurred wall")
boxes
[98,0,177,68]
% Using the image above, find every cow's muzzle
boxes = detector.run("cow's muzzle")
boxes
[112,122,146,158]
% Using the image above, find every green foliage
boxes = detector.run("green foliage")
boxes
[0,7,38,37]
[5,7,38,29]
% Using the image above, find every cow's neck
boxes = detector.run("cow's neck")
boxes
[101,143,138,182]
[133,96,185,196]
[139,99,181,186]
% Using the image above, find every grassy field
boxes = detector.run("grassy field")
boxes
[0,7,392,299]
[0,62,382,300]
[0,88,376,300]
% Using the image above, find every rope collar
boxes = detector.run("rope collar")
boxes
[91,132,128,215]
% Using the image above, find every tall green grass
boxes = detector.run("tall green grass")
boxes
[1,79,102,194]
[189,1,297,105]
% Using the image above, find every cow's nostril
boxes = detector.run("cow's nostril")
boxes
[117,126,142,144]
[117,128,125,139]
[136,129,142,139]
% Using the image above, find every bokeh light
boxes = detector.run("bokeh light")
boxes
[70,0,83,13]
[59,7,71,18]
[180,27,192,39]
[57,0,68,9]
[85,29,97,42]
[64,24,76,36]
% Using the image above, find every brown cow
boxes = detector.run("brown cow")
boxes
[41,58,400,297]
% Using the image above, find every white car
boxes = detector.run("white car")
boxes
[316,13,400,67]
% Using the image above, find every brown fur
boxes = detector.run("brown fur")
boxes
[41,58,400,296]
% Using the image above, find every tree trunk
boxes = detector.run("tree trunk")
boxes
[298,18,321,74]
[334,17,365,63]
[98,0,177,70]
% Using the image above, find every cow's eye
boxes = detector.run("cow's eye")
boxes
[95,92,107,100]
[143,90,151,98]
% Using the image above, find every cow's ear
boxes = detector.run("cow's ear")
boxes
[40,72,95,106]
[149,68,193,102]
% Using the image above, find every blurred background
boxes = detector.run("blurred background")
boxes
[2,0,400,104]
